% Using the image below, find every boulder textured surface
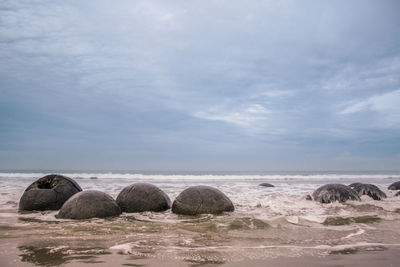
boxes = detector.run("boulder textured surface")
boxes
[57,190,121,219]
[116,183,171,212]
[388,181,400,190]
[349,183,363,188]
[259,183,274,187]
[19,174,82,211]
[172,185,234,215]
[350,183,387,200]
[312,184,361,204]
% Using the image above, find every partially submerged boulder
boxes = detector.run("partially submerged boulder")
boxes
[259,183,274,187]
[388,181,400,190]
[19,174,82,211]
[172,185,234,215]
[395,191,400,197]
[57,190,121,219]
[312,184,360,204]
[116,183,171,212]
[350,183,387,200]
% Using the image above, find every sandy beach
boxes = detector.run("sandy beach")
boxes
[1,172,400,266]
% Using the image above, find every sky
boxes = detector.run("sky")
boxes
[1,0,400,171]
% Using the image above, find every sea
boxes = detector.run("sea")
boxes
[1,170,400,266]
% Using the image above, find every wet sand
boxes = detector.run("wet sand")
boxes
[1,173,400,266]
[1,237,399,267]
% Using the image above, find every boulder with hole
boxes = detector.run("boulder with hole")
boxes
[19,174,82,211]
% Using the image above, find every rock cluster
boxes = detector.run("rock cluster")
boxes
[20,174,397,220]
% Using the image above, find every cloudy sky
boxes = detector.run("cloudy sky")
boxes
[1,0,400,171]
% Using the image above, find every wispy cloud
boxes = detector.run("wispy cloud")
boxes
[341,89,400,128]
[194,104,270,130]
[321,57,400,93]
[257,90,296,98]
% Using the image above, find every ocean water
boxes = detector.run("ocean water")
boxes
[1,171,400,265]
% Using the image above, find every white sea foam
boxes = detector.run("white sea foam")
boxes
[0,172,399,181]
[314,242,400,250]
[110,243,134,254]
[110,242,400,252]
[344,228,365,239]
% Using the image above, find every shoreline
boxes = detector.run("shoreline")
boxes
[1,238,399,267]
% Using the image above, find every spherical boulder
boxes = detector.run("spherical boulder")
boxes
[388,181,400,190]
[116,183,171,212]
[19,174,82,211]
[350,183,387,200]
[259,183,274,187]
[312,184,360,204]
[57,190,121,219]
[172,185,234,215]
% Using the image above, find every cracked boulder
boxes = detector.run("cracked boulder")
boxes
[116,183,171,212]
[349,183,387,200]
[19,174,82,211]
[312,184,360,204]
[388,181,400,190]
[172,185,234,215]
[57,190,121,219]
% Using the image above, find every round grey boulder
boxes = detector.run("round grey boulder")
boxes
[388,181,400,190]
[350,183,386,200]
[116,183,171,212]
[259,183,274,187]
[172,185,234,215]
[57,190,121,219]
[312,184,361,204]
[19,174,82,211]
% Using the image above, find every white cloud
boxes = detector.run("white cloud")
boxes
[340,100,370,114]
[258,90,296,98]
[322,57,400,92]
[194,104,270,130]
[341,89,400,128]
